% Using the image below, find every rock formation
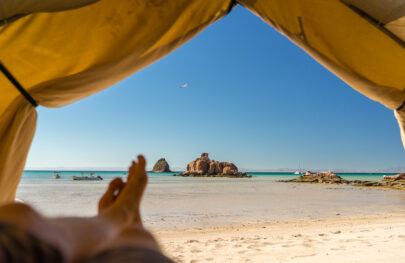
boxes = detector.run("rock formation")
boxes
[282,171,348,184]
[175,153,251,178]
[152,158,171,173]
[280,171,405,191]
[383,173,405,181]
[302,170,342,180]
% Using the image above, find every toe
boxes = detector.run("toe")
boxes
[98,178,124,212]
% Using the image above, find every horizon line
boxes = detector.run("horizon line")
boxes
[23,169,401,174]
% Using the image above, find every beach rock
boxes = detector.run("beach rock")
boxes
[223,163,238,175]
[383,173,405,181]
[187,154,210,175]
[175,153,250,178]
[280,171,348,184]
[215,161,224,174]
[280,171,405,191]
[223,166,233,175]
[208,161,216,175]
[201,152,209,160]
[301,171,341,180]
[152,158,172,173]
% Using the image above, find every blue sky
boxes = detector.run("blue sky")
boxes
[25,6,405,172]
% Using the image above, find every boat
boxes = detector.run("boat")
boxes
[72,172,103,181]
[294,162,303,175]
[53,171,61,179]
[72,176,103,181]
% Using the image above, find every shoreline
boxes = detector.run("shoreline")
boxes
[156,213,405,263]
[16,175,405,262]
[280,173,405,191]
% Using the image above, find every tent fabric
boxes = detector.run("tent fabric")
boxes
[395,110,405,147]
[386,16,405,41]
[0,0,98,22]
[342,0,405,24]
[0,96,36,203]
[239,0,405,110]
[0,0,233,204]
[0,0,405,204]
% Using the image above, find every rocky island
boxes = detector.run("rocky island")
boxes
[280,171,405,190]
[174,153,251,178]
[152,158,172,173]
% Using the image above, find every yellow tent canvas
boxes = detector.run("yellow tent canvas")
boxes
[0,0,404,204]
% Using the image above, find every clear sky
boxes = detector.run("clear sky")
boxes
[25,6,405,172]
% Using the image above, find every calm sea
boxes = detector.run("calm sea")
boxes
[17,171,404,230]
[22,170,395,182]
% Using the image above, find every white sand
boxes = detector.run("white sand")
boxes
[157,214,405,263]
[17,176,405,262]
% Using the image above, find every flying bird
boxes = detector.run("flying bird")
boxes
[180,83,189,88]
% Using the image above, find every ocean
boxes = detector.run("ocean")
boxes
[17,171,405,230]
[21,170,395,182]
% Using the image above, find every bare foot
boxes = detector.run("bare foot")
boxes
[98,178,126,213]
[99,155,148,227]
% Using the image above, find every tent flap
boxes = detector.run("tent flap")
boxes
[0,0,99,22]
[0,97,36,204]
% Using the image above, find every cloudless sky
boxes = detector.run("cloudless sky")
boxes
[25,6,405,172]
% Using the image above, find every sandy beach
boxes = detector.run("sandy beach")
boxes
[158,214,405,263]
[16,172,405,262]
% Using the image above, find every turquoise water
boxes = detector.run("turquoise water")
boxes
[17,170,405,229]
[22,170,395,182]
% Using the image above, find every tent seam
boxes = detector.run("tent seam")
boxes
[342,2,405,48]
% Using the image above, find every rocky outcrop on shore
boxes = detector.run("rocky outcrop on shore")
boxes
[152,158,172,173]
[350,172,405,190]
[280,171,405,190]
[351,179,405,190]
[281,171,350,184]
[175,153,251,178]
[383,173,405,181]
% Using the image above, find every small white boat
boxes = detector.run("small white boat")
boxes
[294,171,300,175]
[53,171,61,179]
